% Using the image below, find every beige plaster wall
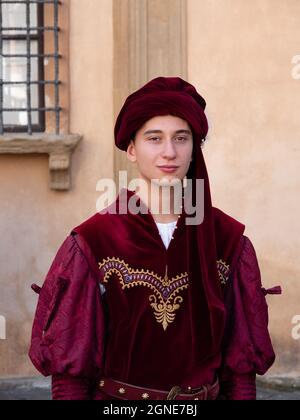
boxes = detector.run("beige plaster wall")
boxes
[188,0,300,376]
[0,0,114,376]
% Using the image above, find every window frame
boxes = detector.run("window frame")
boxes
[0,1,82,191]
[0,0,59,134]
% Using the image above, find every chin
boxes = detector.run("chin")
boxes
[157,176,182,187]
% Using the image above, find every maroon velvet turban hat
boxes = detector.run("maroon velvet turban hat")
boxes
[114,77,226,364]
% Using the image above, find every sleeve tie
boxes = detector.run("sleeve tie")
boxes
[261,286,282,296]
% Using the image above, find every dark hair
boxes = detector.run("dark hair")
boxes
[131,132,136,144]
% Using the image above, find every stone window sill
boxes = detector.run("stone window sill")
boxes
[0,133,82,191]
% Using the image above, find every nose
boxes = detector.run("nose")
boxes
[161,139,177,160]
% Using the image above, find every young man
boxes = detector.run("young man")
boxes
[29,77,281,400]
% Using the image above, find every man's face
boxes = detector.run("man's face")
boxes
[126,115,193,186]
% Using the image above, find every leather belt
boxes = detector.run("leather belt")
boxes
[99,377,219,400]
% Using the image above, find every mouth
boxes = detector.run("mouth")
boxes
[157,166,179,173]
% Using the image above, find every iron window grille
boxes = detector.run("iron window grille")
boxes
[0,0,62,134]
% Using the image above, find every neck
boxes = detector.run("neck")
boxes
[134,179,183,223]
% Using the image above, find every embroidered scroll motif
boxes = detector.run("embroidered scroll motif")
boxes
[98,257,231,330]
[217,259,230,285]
[98,258,189,331]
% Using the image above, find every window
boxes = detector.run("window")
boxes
[0,0,81,191]
[0,0,61,134]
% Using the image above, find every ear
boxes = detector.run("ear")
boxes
[126,140,137,163]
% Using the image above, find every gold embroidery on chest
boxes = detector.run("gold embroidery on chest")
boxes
[98,257,189,331]
[98,257,231,330]
[216,259,230,285]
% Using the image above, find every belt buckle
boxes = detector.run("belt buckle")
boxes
[167,385,182,400]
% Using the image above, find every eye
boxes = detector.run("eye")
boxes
[148,137,160,142]
[175,136,187,142]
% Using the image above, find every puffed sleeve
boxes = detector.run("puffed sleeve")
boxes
[219,235,281,400]
[28,232,106,387]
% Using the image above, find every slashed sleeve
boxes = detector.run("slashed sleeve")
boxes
[28,232,106,400]
[219,235,281,400]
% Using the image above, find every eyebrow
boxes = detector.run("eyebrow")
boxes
[143,129,192,136]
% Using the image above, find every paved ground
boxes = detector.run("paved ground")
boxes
[0,377,299,400]
[257,386,300,400]
[0,377,51,400]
